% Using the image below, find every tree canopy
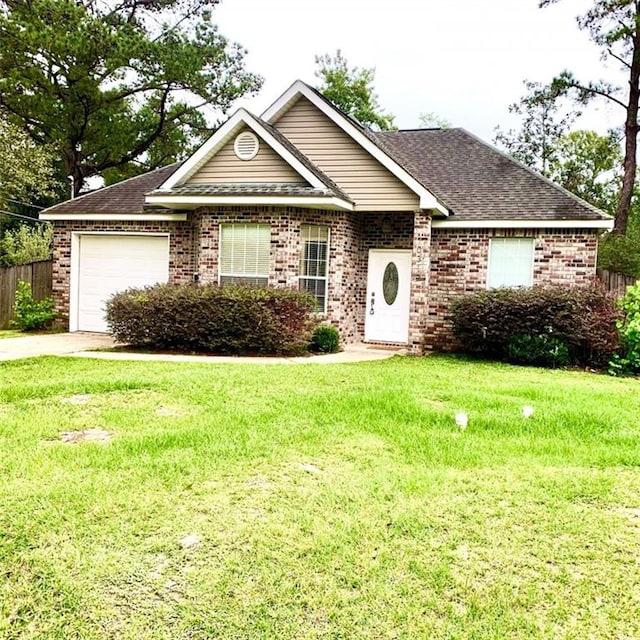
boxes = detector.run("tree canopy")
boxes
[539,0,640,235]
[314,51,395,131]
[0,116,57,211]
[0,0,262,193]
[494,81,579,178]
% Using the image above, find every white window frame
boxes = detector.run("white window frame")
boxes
[487,237,534,288]
[299,224,330,313]
[218,223,270,286]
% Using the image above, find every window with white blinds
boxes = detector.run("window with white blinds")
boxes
[487,237,534,288]
[299,225,329,312]
[219,223,270,286]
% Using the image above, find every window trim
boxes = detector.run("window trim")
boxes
[299,224,330,313]
[218,223,271,286]
[487,237,534,289]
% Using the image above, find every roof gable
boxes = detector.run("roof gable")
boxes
[158,108,335,194]
[262,80,447,214]
[186,125,307,185]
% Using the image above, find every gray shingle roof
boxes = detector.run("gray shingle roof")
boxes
[149,183,337,198]
[375,128,610,221]
[41,114,611,224]
[41,163,182,215]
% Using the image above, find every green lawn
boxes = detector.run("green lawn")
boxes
[1,355,639,639]
[0,329,22,339]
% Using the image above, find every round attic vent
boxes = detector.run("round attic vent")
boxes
[234,131,259,160]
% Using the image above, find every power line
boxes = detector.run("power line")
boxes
[6,198,45,210]
[0,209,49,224]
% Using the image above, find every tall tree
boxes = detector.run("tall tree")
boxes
[539,0,640,235]
[418,112,451,129]
[548,129,622,213]
[0,0,262,193]
[494,81,579,177]
[0,116,57,210]
[315,50,395,131]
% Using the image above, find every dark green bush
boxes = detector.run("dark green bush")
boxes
[310,324,340,353]
[451,284,619,368]
[598,229,640,278]
[609,282,640,376]
[12,280,56,331]
[507,334,570,368]
[106,283,319,356]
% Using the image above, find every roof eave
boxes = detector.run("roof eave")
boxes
[431,218,614,230]
[144,194,355,212]
[39,212,188,221]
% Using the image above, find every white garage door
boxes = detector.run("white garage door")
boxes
[76,234,169,332]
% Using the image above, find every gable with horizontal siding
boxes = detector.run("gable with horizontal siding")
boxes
[273,97,420,211]
[186,127,308,185]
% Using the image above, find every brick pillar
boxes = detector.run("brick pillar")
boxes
[271,216,298,287]
[408,210,432,354]
[197,211,218,284]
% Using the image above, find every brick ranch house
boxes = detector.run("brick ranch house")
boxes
[40,80,613,354]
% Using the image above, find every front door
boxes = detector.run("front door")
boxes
[364,249,411,343]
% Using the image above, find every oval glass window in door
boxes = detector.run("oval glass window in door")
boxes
[382,262,399,305]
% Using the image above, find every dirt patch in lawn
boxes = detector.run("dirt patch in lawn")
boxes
[59,428,112,443]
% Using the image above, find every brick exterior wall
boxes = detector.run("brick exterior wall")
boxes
[52,214,600,354]
[425,228,600,351]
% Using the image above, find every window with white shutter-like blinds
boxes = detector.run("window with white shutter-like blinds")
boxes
[487,237,534,288]
[299,225,329,312]
[219,223,270,286]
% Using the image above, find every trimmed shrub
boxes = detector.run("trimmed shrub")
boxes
[609,282,640,376]
[507,334,570,368]
[451,284,619,368]
[105,283,319,356]
[310,324,340,353]
[12,280,56,331]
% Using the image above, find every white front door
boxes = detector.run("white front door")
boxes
[364,249,411,343]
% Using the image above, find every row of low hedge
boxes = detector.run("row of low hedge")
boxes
[106,283,328,356]
[450,284,620,369]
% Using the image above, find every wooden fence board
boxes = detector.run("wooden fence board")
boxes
[0,260,53,329]
[597,268,638,298]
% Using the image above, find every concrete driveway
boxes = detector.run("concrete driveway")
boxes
[0,332,116,361]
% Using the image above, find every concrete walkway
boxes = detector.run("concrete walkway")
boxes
[0,332,116,361]
[0,332,405,364]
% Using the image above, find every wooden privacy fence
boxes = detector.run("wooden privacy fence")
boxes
[597,268,638,298]
[0,260,53,329]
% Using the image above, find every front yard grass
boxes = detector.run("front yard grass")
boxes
[0,329,22,339]
[0,355,639,639]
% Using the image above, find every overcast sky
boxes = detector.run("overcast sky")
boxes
[211,0,623,141]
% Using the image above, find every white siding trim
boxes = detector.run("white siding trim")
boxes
[157,108,327,193]
[145,194,354,211]
[262,80,448,215]
[431,218,614,230]
[41,213,187,221]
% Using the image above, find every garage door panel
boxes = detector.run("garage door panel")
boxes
[77,235,169,333]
